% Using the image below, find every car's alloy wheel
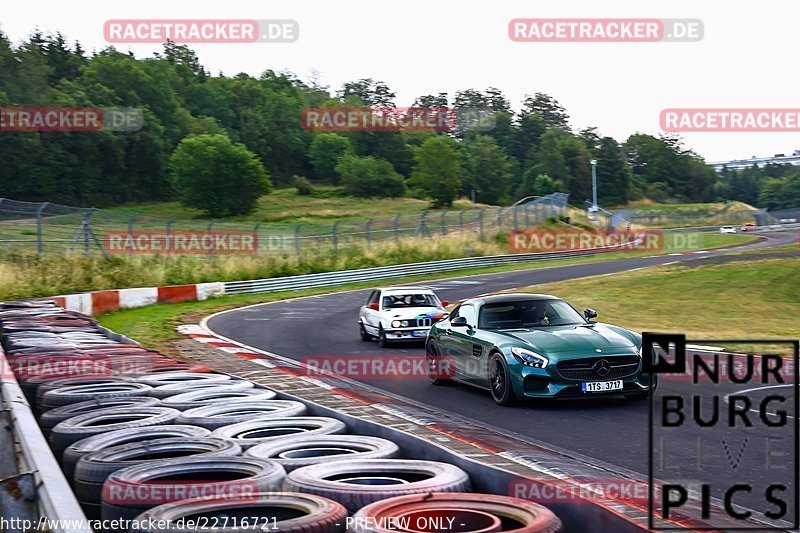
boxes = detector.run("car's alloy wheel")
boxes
[489,353,516,406]
[359,322,371,342]
[426,342,450,385]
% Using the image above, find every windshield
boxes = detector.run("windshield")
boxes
[382,293,440,309]
[478,299,585,329]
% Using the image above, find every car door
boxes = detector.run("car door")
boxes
[361,290,381,334]
[436,305,468,380]
[448,304,479,381]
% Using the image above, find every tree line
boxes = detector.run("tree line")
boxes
[0,31,794,216]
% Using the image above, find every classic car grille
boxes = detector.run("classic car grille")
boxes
[414,317,432,328]
[556,355,641,381]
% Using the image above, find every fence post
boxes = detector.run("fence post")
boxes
[513,205,519,232]
[332,220,340,253]
[393,214,400,242]
[418,211,429,238]
[166,217,175,255]
[206,220,216,256]
[36,202,48,255]
[366,219,373,248]
[441,211,447,236]
[127,215,137,256]
[83,210,93,255]
[252,223,261,254]
[294,225,301,256]
[524,203,530,228]
[497,208,504,229]
[459,210,465,234]
[478,209,484,238]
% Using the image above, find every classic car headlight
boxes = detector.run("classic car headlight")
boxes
[510,347,549,368]
[391,320,401,328]
[401,320,409,327]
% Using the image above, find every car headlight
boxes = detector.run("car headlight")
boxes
[391,320,401,328]
[401,320,409,327]
[510,347,548,368]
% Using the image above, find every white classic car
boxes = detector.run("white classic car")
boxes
[359,287,449,347]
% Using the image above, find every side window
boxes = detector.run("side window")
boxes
[367,291,379,306]
[449,305,462,320]
[460,305,476,326]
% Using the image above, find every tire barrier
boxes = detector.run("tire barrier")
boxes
[101,456,286,522]
[244,435,401,471]
[211,417,347,450]
[349,493,563,532]
[39,396,161,437]
[284,459,471,512]
[74,438,242,518]
[129,493,348,533]
[160,386,277,411]
[0,298,566,532]
[175,400,307,430]
[149,378,254,399]
[62,425,212,482]
[49,406,181,458]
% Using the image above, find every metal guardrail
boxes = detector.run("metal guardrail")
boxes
[0,345,91,533]
[224,244,629,295]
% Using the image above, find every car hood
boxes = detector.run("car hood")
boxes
[385,308,447,320]
[496,323,636,356]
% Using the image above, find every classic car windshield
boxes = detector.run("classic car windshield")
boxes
[382,293,440,309]
[478,299,585,329]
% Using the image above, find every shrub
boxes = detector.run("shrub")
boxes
[290,175,314,195]
[335,155,405,198]
[169,134,271,217]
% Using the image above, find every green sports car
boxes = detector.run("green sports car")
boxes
[425,293,655,405]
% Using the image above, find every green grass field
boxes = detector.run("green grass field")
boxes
[518,254,799,339]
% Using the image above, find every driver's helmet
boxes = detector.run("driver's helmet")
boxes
[411,294,427,306]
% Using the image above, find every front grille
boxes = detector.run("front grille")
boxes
[556,355,640,381]
[415,317,432,328]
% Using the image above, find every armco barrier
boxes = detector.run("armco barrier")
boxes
[0,344,91,532]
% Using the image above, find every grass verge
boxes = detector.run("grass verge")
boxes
[517,254,800,339]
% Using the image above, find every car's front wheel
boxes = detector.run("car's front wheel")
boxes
[426,341,451,385]
[359,322,371,342]
[488,352,517,406]
[378,326,391,348]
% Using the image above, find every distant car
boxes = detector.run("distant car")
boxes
[425,294,655,405]
[741,223,756,231]
[359,287,449,347]
[719,226,736,234]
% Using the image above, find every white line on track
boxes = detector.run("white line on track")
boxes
[722,384,795,420]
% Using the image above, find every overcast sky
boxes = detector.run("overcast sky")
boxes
[3,0,799,162]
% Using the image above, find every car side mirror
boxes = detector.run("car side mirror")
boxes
[451,316,468,327]
[369,302,379,311]
[440,300,449,307]
[584,308,597,320]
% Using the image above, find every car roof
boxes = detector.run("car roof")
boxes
[378,286,435,294]
[465,293,560,305]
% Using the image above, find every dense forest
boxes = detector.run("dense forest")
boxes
[0,31,798,213]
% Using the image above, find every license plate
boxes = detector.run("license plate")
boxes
[582,380,623,392]
[411,330,427,337]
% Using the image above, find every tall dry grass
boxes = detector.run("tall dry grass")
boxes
[0,233,511,301]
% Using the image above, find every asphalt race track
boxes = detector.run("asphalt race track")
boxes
[208,232,798,517]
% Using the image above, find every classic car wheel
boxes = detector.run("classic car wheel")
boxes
[378,326,391,348]
[359,322,371,342]
[489,353,516,406]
